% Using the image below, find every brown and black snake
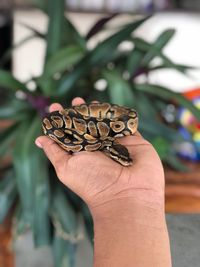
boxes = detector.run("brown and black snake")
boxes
[42,102,138,166]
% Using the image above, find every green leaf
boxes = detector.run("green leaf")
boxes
[103,69,135,106]
[53,235,76,267]
[135,83,200,121]
[32,0,48,12]
[0,169,17,223]
[0,122,21,157]
[35,76,57,96]
[0,70,27,92]
[57,16,151,96]
[81,203,93,243]
[13,115,50,245]
[165,152,189,172]
[45,0,65,61]
[151,137,189,171]
[126,49,144,75]
[63,18,86,50]
[13,119,36,223]
[148,63,197,73]
[50,183,77,235]
[34,0,86,50]
[132,37,193,76]
[13,203,31,236]
[33,151,50,246]
[139,114,183,143]
[0,100,31,120]
[142,29,175,65]
[44,46,84,77]
[151,137,171,159]
[132,91,157,119]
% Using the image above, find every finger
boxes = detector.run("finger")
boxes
[118,135,150,147]
[49,103,63,112]
[35,136,71,176]
[134,130,142,137]
[72,97,85,106]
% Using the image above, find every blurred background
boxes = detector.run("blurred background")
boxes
[0,0,200,267]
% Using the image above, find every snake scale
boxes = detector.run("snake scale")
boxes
[42,102,138,166]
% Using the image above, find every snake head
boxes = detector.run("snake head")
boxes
[102,141,132,166]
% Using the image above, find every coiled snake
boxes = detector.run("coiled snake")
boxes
[42,102,138,166]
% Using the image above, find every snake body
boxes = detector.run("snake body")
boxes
[42,102,138,166]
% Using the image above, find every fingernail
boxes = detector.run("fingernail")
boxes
[35,139,43,148]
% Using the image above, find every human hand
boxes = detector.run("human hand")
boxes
[35,97,165,213]
[36,97,171,267]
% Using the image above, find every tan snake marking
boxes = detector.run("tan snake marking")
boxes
[42,102,138,166]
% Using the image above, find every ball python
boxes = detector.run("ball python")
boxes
[42,102,138,166]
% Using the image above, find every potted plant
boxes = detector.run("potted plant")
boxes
[0,0,200,266]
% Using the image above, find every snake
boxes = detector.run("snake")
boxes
[42,102,138,166]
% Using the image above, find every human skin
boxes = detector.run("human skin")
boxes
[35,97,172,267]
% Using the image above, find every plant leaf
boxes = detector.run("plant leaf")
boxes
[13,118,36,223]
[45,0,65,61]
[13,203,31,237]
[139,114,184,143]
[151,137,170,159]
[142,29,175,65]
[13,115,50,245]
[126,48,144,75]
[165,152,189,172]
[57,16,151,96]
[64,18,86,50]
[103,69,135,106]
[0,169,17,223]
[35,76,57,96]
[0,99,31,120]
[135,83,200,121]
[151,137,189,171]
[32,0,48,12]
[133,91,157,118]
[81,203,93,243]
[44,46,84,77]
[53,235,76,267]
[148,63,198,74]
[132,37,193,76]
[0,70,27,92]
[0,122,20,157]
[33,150,51,246]
[50,183,77,235]
[19,23,45,38]
[86,13,118,40]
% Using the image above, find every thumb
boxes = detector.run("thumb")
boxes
[35,136,71,177]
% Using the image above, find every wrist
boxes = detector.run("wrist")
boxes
[92,198,171,267]
[91,197,166,229]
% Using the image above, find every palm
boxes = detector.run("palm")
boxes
[58,135,165,208]
[38,99,165,209]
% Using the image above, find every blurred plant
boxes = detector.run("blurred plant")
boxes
[0,0,200,266]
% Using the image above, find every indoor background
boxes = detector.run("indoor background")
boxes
[0,1,200,267]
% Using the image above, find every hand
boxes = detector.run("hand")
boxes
[35,97,165,212]
[36,97,171,267]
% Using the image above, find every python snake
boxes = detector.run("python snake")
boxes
[42,102,138,166]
